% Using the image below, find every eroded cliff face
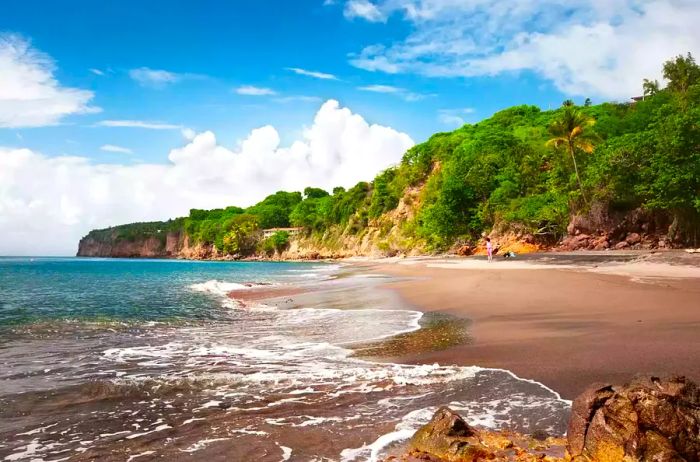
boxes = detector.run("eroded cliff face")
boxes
[77,231,188,258]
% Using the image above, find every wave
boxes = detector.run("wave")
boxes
[189,280,272,296]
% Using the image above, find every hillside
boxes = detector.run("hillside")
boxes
[77,54,700,259]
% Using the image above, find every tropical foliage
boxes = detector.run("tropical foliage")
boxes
[84,54,700,254]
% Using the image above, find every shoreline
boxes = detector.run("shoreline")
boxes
[233,250,700,399]
[373,253,700,399]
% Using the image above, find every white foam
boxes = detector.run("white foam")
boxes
[3,439,41,461]
[189,280,260,296]
[279,445,292,461]
[127,451,155,461]
[340,428,415,462]
[125,424,171,440]
[179,438,229,453]
[16,423,58,436]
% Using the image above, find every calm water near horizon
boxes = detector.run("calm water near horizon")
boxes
[0,257,570,461]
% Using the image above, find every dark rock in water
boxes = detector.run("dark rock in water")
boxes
[566,376,700,462]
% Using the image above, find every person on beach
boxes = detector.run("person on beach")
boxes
[485,237,493,262]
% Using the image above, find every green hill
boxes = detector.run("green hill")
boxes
[78,54,700,258]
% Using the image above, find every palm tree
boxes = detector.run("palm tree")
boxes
[546,105,597,204]
[642,78,660,98]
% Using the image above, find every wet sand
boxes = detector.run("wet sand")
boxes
[368,252,700,399]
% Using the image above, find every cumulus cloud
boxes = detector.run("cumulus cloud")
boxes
[95,120,182,130]
[0,34,99,128]
[286,67,339,80]
[100,144,133,154]
[346,0,700,99]
[0,100,414,256]
[235,85,277,96]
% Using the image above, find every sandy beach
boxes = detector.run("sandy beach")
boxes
[370,251,700,399]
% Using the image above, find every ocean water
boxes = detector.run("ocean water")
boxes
[0,257,570,461]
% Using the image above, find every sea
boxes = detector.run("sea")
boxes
[0,257,571,461]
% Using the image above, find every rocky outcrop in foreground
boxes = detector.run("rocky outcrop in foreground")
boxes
[385,376,700,462]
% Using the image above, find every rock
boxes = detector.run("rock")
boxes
[396,407,566,462]
[615,241,630,250]
[456,245,473,256]
[626,232,642,245]
[408,407,483,460]
[566,376,700,462]
[560,234,593,251]
[575,233,591,243]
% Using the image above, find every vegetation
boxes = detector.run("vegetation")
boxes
[83,54,700,255]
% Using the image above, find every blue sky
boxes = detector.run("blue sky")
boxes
[0,0,573,164]
[1,0,698,254]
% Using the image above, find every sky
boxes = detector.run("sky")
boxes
[1,0,699,255]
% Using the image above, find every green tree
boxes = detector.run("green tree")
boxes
[221,214,260,256]
[303,187,330,199]
[663,53,700,95]
[642,78,660,97]
[546,104,598,204]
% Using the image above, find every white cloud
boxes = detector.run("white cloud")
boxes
[345,0,700,99]
[344,0,386,22]
[359,84,402,93]
[439,113,465,127]
[438,108,476,126]
[89,68,105,76]
[129,67,183,87]
[235,85,277,96]
[95,120,182,130]
[358,84,429,101]
[286,67,339,80]
[0,34,99,128]
[273,95,323,103]
[181,127,197,140]
[100,144,133,154]
[0,100,414,255]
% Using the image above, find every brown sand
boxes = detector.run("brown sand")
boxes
[375,259,700,399]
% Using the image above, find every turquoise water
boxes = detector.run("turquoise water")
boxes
[0,257,314,327]
[0,257,570,462]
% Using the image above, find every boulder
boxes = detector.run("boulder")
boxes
[408,407,483,460]
[615,241,630,250]
[560,234,593,251]
[592,236,610,250]
[626,232,642,245]
[397,407,565,462]
[456,245,473,256]
[566,376,700,462]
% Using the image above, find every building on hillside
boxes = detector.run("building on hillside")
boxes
[261,227,303,238]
